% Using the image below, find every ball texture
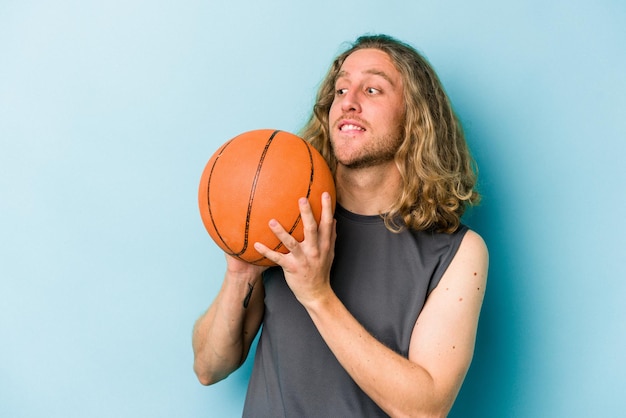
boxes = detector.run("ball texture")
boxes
[198,129,336,266]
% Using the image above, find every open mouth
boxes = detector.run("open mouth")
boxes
[338,120,366,132]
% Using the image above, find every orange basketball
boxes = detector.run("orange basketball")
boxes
[198,129,336,266]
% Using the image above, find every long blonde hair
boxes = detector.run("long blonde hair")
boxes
[300,34,479,233]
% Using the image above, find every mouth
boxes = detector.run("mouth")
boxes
[337,120,367,133]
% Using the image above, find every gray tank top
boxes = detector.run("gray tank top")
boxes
[243,205,468,417]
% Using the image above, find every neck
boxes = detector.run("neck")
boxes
[335,161,402,216]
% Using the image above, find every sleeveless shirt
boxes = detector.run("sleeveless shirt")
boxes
[242,205,468,417]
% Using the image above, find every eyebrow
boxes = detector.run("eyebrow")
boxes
[336,69,397,87]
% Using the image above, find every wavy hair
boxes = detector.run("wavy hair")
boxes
[300,34,480,233]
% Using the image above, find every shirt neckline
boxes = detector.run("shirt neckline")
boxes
[335,204,386,224]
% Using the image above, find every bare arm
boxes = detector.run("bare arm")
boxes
[192,255,266,386]
[255,195,488,417]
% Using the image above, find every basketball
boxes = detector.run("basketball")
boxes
[198,129,336,266]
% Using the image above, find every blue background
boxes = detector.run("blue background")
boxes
[1,1,625,416]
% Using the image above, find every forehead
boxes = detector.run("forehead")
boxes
[337,48,401,86]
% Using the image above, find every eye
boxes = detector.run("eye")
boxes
[366,87,381,95]
[336,88,348,95]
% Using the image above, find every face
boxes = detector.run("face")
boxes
[328,48,405,169]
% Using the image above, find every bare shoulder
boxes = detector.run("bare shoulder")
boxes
[460,229,488,266]
[459,229,489,265]
[439,228,488,294]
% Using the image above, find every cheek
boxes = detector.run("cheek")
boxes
[379,107,403,131]
[328,101,341,125]
[329,99,340,113]
[391,102,406,128]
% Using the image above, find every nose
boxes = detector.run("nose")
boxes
[340,89,361,113]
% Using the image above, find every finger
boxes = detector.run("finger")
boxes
[254,220,302,267]
[318,192,334,246]
[268,218,302,254]
[253,241,283,265]
[298,197,319,244]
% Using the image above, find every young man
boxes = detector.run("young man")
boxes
[192,34,488,417]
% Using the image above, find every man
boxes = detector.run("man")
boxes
[192,34,488,417]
